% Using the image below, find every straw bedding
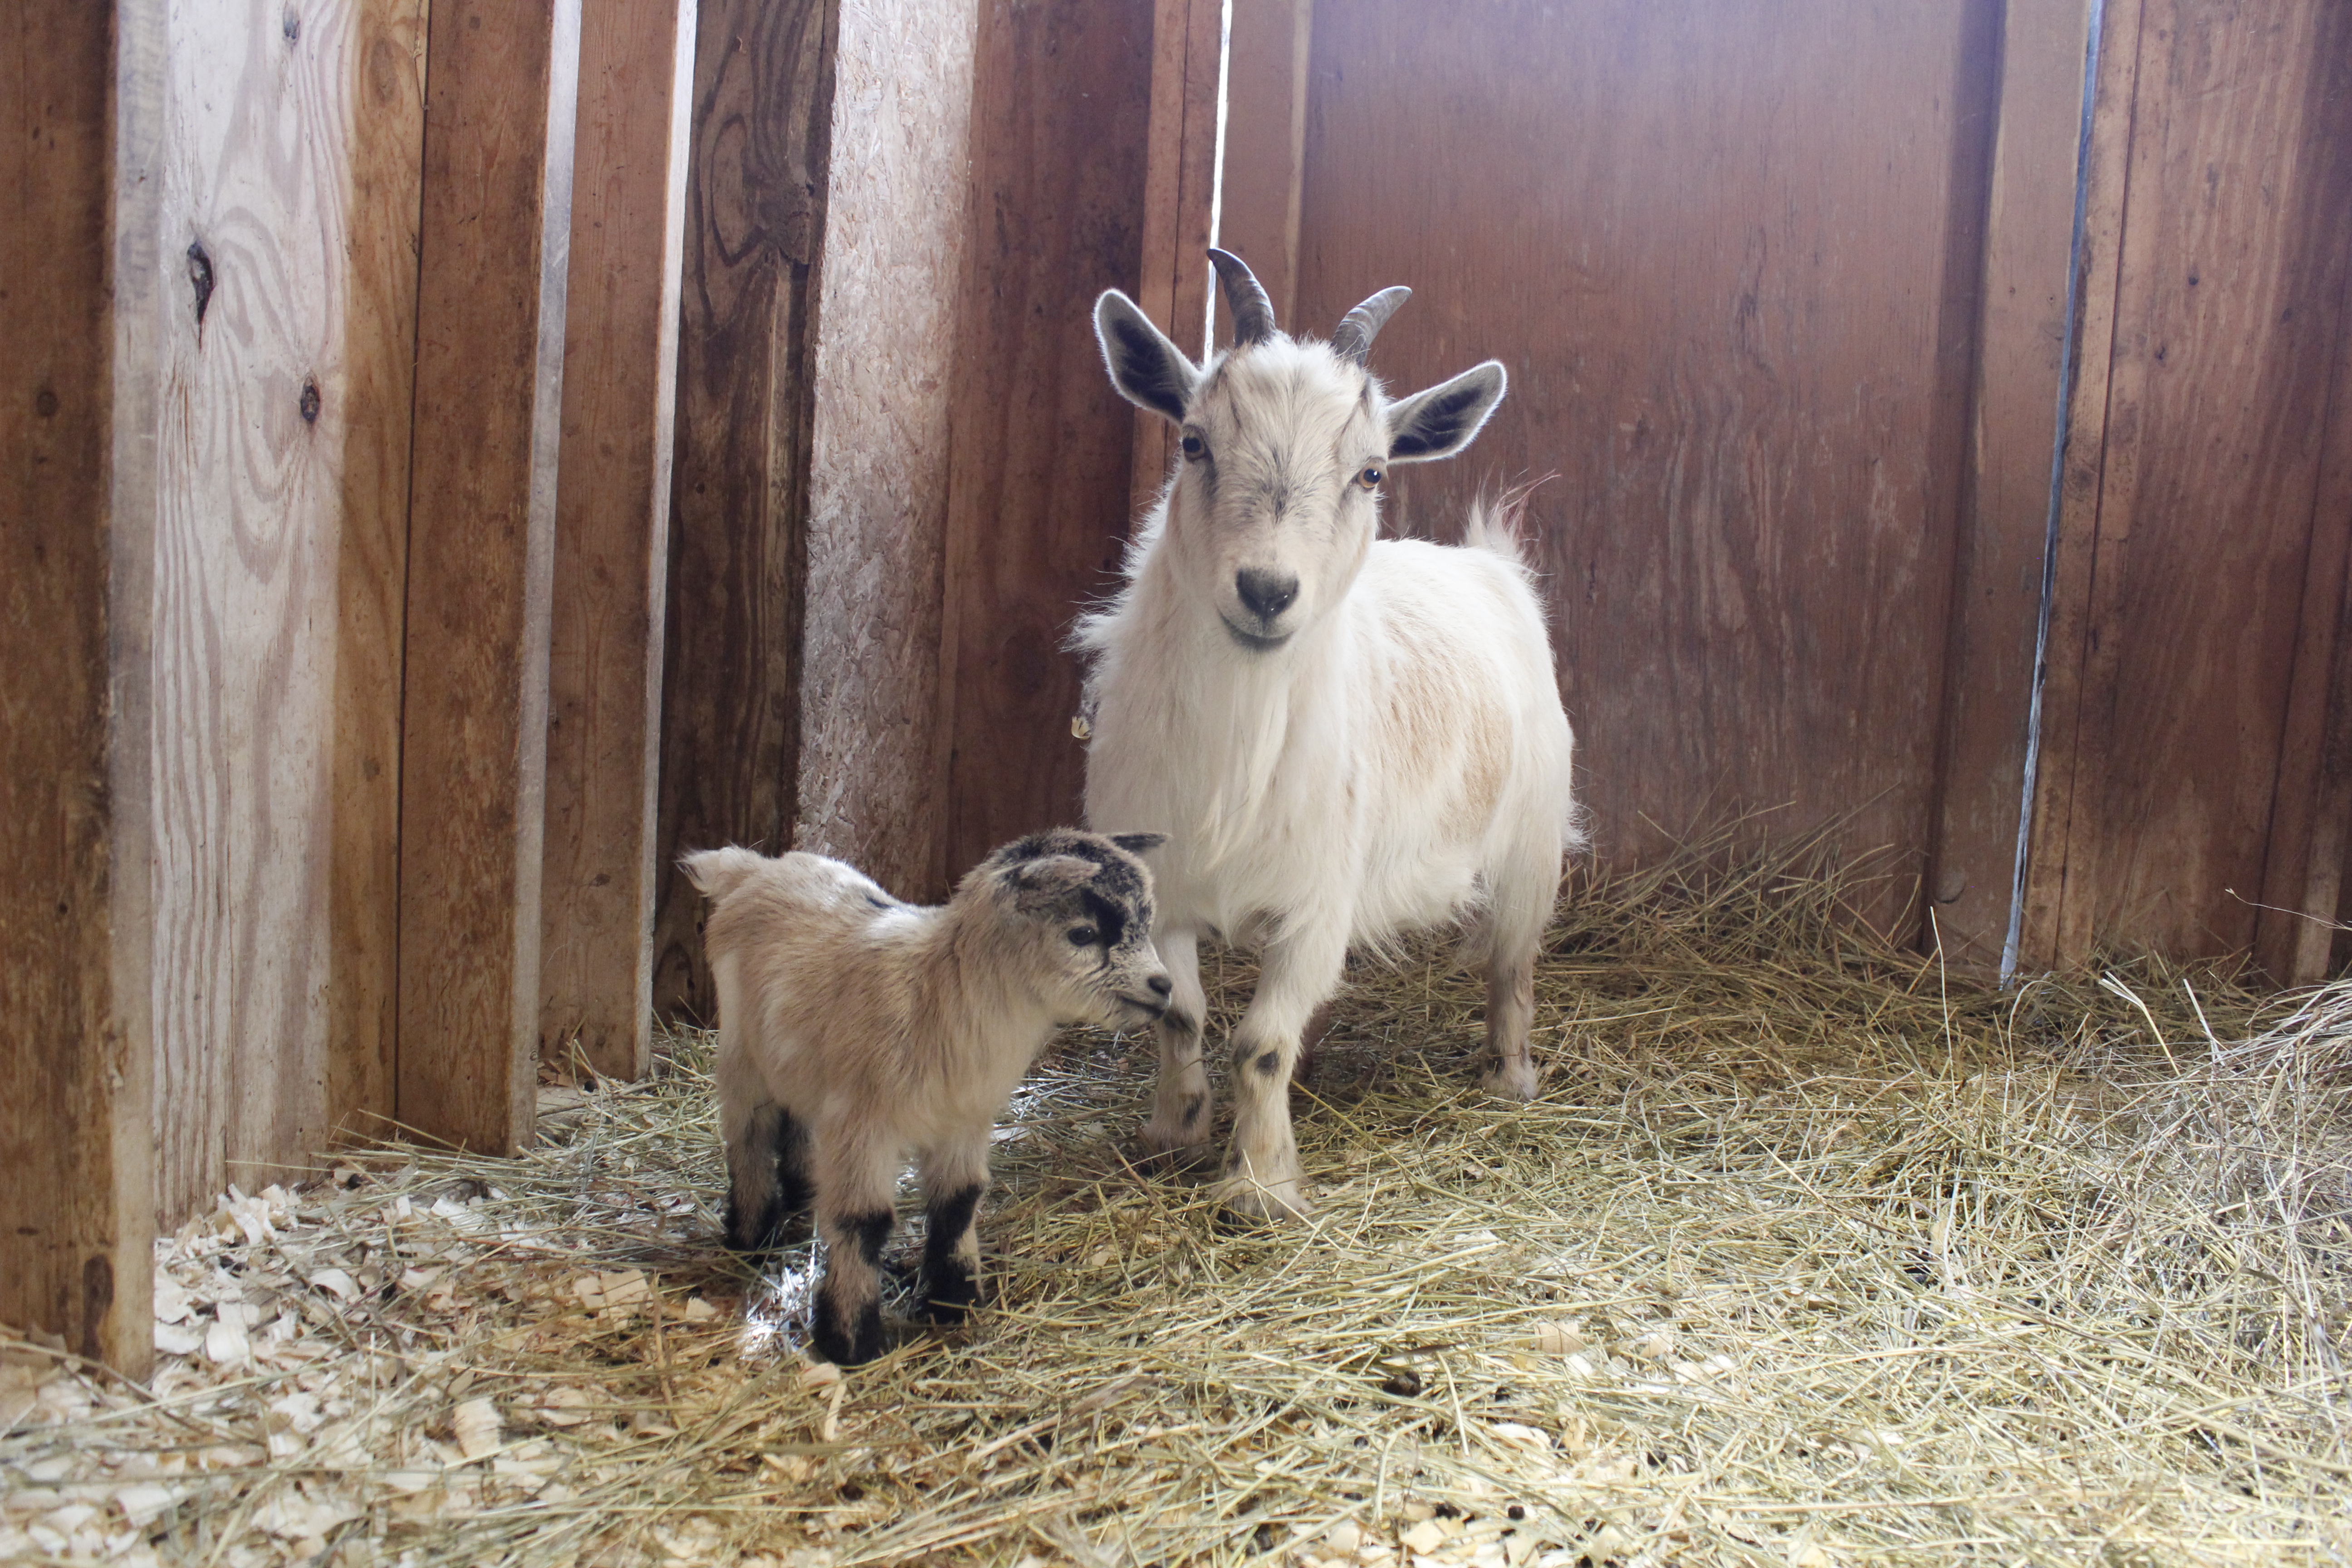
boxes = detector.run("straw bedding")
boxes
[5,842,2349,1567]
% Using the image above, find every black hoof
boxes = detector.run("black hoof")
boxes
[914,1265,981,1325]
[810,1296,885,1367]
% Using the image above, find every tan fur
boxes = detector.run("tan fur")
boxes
[685,830,1168,1363]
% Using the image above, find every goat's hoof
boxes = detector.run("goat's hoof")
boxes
[914,1267,980,1325]
[1479,1057,1540,1101]
[1210,1175,1315,1224]
[810,1300,886,1368]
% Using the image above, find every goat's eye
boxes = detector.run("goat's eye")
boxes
[1180,433,1205,460]
[1356,464,1384,490]
[1066,925,1098,947]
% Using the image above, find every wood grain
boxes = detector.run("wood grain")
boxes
[541,0,696,1081]
[933,0,1156,886]
[1128,0,1224,521]
[2025,0,2352,967]
[1925,0,2095,971]
[397,0,581,1152]
[791,0,980,898]
[150,0,426,1220]
[1294,0,2003,937]
[651,0,838,1020]
[1,1,163,1374]
[1217,0,1310,327]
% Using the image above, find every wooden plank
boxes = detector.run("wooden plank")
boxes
[540,0,696,1081]
[1293,0,2004,937]
[397,0,582,1152]
[150,0,428,1220]
[1924,0,2096,972]
[933,0,1158,886]
[1128,0,1224,521]
[0,0,163,1374]
[649,0,838,1020]
[327,1,430,1146]
[2252,21,2352,985]
[1216,0,1310,326]
[791,0,981,898]
[2025,0,2352,967]
[2017,0,2144,971]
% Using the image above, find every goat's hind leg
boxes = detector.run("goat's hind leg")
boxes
[719,1029,813,1251]
[1137,927,1212,1164]
[913,1129,990,1325]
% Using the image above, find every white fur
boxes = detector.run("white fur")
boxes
[1083,281,1578,1220]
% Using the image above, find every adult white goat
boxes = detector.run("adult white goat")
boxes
[1080,249,1578,1221]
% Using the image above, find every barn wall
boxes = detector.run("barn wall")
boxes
[2024,0,2352,975]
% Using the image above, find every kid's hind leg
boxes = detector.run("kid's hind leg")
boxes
[717,1011,812,1250]
[913,1128,991,1324]
[809,1131,897,1367]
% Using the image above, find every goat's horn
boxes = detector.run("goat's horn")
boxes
[1331,286,1411,365]
[1208,248,1277,348]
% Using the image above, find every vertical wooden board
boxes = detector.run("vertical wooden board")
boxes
[327,1,428,1146]
[1129,0,1225,520]
[150,0,424,1222]
[1,1,162,1373]
[541,0,696,1080]
[1218,0,1310,326]
[650,0,837,1019]
[1925,0,2095,970]
[397,0,581,1152]
[792,0,981,897]
[1294,1,2002,935]
[2033,0,2352,964]
[934,0,1156,886]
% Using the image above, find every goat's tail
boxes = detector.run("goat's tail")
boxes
[1461,473,1557,565]
[680,846,768,905]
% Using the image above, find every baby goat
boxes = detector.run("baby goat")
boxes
[683,830,1171,1365]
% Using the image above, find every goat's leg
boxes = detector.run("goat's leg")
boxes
[809,1130,897,1367]
[913,1129,990,1325]
[1212,917,1348,1222]
[718,1024,808,1250]
[1478,832,1561,1101]
[1137,926,1211,1161]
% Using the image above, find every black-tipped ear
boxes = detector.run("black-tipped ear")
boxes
[1108,832,1166,856]
[1387,361,1508,462]
[1094,290,1198,424]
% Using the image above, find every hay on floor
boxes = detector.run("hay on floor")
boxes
[5,840,2350,1567]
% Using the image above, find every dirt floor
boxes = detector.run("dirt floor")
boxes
[5,848,2349,1567]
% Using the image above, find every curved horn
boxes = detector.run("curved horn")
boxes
[1208,248,1277,348]
[1331,285,1411,365]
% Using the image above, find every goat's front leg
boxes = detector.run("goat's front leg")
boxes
[809,1130,897,1367]
[1137,926,1211,1161]
[913,1129,990,1325]
[1212,917,1348,1222]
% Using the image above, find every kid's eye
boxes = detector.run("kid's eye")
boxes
[1181,433,1206,460]
[1356,464,1384,489]
[1067,925,1099,947]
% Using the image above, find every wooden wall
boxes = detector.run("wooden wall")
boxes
[2024,0,2352,979]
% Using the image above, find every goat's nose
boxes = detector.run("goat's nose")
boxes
[1235,568,1299,621]
[1147,974,1173,998]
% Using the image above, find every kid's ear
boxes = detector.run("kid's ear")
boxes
[1006,853,1102,909]
[1095,290,1198,424]
[1108,832,1166,856]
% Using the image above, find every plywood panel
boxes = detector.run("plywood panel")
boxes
[398,0,581,1152]
[1294,0,2002,936]
[1926,0,2095,971]
[150,0,426,1221]
[541,0,696,1080]
[791,0,980,897]
[651,0,837,1019]
[0,1,163,1373]
[2025,0,2352,966]
[934,0,1156,885]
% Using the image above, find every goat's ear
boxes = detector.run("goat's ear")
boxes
[1107,832,1166,856]
[680,847,764,904]
[1006,853,1102,909]
[1386,360,1507,463]
[1095,290,1197,424]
